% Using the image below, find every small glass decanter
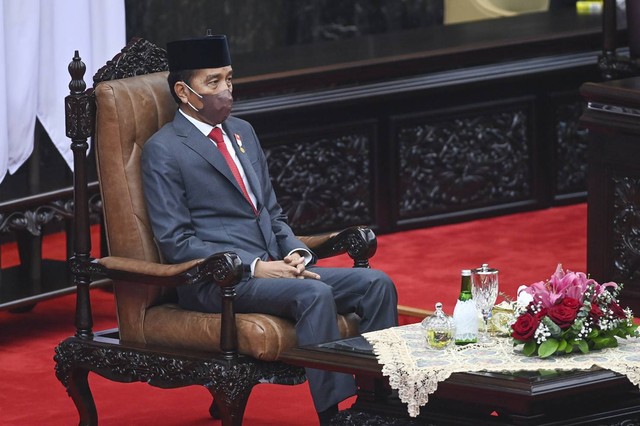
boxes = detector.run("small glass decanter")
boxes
[421,302,455,349]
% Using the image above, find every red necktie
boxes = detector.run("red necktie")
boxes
[208,127,257,214]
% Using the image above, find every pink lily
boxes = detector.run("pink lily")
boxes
[523,264,616,308]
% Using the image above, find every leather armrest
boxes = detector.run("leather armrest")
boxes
[298,226,377,265]
[69,252,243,288]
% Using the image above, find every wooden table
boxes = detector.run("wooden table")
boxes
[280,336,640,425]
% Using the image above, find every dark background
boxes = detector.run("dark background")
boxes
[125,0,444,59]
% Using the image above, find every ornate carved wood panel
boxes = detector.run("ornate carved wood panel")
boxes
[54,336,306,423]
[580,78,640,315]
[554,99,589,197]
[394,104,532,220]
[612,176,640,286]
[263,123,374,234]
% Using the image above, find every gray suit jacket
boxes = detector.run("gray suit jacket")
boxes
[141,111,311,275]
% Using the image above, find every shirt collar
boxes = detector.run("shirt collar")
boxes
[178,108,223,138]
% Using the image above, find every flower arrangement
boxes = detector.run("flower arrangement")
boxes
[511,264,639,358]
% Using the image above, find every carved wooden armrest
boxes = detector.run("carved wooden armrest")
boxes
[69,252,243,288]
[298,226,377,268]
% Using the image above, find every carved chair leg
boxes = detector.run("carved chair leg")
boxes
[209,396,221,419]
[65,368,98,426]
[55,341,98,425]
[207,384,254,426]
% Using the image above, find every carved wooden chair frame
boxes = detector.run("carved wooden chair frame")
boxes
[53,38,379,426]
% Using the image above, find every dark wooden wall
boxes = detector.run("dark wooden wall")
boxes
[124,0,445,56]
[0,3,626,309]
[1,4,611,238]
[238,59,596,235]
[221,8,610,235]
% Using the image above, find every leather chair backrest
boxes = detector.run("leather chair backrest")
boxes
[94,71,176,343]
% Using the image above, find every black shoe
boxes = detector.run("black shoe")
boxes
[318,404,338,426]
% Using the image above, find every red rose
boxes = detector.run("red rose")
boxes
[608,302,626,319]
[547,304,578,329]
[511,313,540,341]
[561,297,581,311]
[589,304,604,320]
[535,308,548,320]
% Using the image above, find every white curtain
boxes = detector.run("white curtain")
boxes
[0,0,126,184]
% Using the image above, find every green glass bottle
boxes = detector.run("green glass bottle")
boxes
[453,269,478,345]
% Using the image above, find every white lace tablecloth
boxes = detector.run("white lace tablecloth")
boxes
[363,323,640,417]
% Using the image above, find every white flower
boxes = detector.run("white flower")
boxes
[534,322,551,344]
[516,285,534,309]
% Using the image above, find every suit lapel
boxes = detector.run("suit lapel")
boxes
[175,112,246,197]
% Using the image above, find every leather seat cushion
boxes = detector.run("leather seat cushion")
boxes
[143,304,360,361]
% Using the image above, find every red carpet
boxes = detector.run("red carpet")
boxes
[320,203,587,316]
[0,204,588,425]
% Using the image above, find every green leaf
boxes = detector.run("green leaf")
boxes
[626,325,639,336]
[577,339,589,354]
[538,339,560,358]
[542,317,562,338]
[523,341,537,356]
[595,336,618,349]
[570,318,584,334]
[578,302,591,318]
[564,338,574,353]
[617,331,629,339]
[557,339,567,353]
[593,337,606,350]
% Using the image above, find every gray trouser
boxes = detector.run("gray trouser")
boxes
[230,266,398,412]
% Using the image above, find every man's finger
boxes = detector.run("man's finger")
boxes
[301,270,321,280]
[284,255,303,265]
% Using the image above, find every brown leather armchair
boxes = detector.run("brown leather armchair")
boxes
[54,39,378,426]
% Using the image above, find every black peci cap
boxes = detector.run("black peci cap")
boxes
[166,33,231,72]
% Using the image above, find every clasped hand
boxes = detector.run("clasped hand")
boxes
[254,252,321,280]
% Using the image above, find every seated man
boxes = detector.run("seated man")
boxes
[141,32,398,425]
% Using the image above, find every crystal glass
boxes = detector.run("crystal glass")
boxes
[471,264,499,343]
